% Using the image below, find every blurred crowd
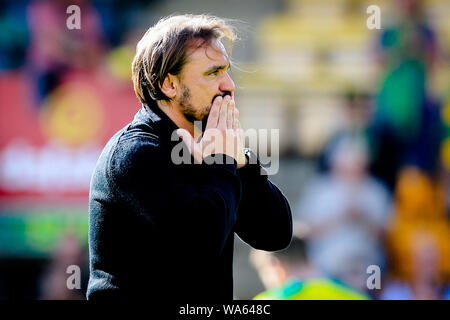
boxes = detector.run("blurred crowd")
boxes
[0,0,449,299]
[0,0,159,300]
[0,0,160,104]
[253,0,450,300]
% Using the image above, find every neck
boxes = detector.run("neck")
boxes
[289,265,317,280]
[156,100,202,141]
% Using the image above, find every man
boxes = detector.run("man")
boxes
[87,14,292,300]
[250,234,369,300]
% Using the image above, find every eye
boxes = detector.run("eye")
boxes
[209,70,219,76]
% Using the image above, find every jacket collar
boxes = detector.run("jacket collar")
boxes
[137,100,180,140]
[138,100,197,164]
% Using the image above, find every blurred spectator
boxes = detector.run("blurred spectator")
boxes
[250,233,369,300]
[382,231,450,300]
[26,0,106,105]
[369,0,443,190]
[319,89,373,173]
[385,166,450,298]
[92,0,156,48]
[38,233,88,300]
[297,135,392,292]
[0,1,29,70]
[378,0,438,69]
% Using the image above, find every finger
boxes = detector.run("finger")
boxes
[234,107,239,119]
[232,107,239,129]
[217,95,231,129]
[176,128,195,154]
[205,96,222,130]
[227,99,235,129]
[235,118,243,144]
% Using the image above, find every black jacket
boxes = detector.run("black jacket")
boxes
[87,101,292,300]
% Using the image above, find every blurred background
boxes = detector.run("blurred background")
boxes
[0,0,449,300]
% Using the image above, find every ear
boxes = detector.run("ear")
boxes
[160,73,179,99]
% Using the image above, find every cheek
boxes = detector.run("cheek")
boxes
[200,86,217,106]
[188,78,218,107]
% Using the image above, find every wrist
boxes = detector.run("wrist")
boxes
[237,149,248,169]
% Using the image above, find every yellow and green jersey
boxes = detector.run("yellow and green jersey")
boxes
[253,277,370,300]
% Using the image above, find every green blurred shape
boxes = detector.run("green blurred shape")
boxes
[0,208,88,257]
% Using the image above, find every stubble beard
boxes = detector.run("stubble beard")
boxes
[179,85,210,131]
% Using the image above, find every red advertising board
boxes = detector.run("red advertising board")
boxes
[0,70,140,207]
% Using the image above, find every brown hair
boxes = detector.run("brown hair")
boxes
[131,14,236,104]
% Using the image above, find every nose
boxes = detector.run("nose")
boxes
[219,72,235,95]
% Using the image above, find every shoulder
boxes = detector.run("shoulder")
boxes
[109,131,162,177]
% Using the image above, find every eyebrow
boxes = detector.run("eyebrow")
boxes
[204,63,231,75]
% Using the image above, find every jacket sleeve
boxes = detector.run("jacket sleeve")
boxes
[234,149,292,251]
[109,136,242,259]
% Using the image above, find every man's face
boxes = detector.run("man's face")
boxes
[175,38,235,129]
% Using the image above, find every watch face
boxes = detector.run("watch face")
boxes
[244,148,256,165]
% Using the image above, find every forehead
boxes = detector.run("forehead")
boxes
[184,38,229,70]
